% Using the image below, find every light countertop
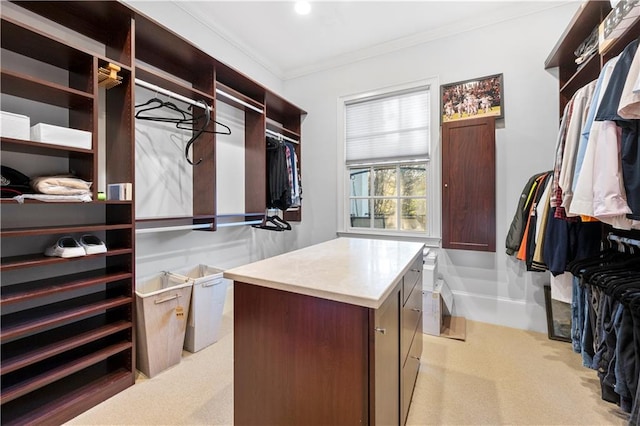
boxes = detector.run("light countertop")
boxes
[223,237,424,309]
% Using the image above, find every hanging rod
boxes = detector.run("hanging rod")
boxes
[135,223,212,234]
[266,128,299,144]
[217,220,263,228]
[135,78,211,112]
[607,233,640,248]
[215,88,264,114]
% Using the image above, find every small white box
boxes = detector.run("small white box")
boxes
[107,183,132,201]
[422,250,438,292]
[423,279,453,336]
[1,111,30,140]
[30,123,92,150]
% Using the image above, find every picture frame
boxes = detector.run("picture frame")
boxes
[543,284,572,343]
[440,73,504,123]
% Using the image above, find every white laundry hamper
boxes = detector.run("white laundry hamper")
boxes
[168,264,229,353]
[135,272,193,378]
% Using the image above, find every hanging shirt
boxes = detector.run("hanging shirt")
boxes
[570,58,620,219]
[617,45,640,119]
[560,80,597,215]
[594,39,640,222]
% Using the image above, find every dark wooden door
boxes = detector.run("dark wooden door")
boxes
[442,117,496,252]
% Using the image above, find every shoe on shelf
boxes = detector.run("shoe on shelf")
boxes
[44,236,86,258]
[79,234,107,255]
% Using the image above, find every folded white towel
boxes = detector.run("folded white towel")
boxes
[31,175,92,195]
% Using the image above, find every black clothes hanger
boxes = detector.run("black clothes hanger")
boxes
[176,104,232,135]
[251,211,291,232]
[135,97,231,166]
[184,99,210,166]
[135,98,192,123]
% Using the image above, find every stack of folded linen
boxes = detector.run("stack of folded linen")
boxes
[31,175,92,196]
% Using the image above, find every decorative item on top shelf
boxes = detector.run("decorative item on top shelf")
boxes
[440,73,504,123]
[98,63,123,89]
[574,25,599,70]
[599,0,640,53]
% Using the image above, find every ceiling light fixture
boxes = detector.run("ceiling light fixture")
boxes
[295,1,311,16]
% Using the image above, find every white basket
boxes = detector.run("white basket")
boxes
[0,111,30,140]
[169,264,229,353]
[30,123,92,149]
[135,273,193,377]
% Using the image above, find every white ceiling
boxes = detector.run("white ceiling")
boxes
[173,1,572,80]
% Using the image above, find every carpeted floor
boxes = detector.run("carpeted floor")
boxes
[67,287,630,425]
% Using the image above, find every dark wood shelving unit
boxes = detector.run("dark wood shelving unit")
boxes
[1,2,136,423]
[545,0,640,114]
[2,0,306,422]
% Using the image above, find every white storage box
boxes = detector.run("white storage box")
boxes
[135,273,193,378]
[423,250,438,292]
[169,264,229,353]
[30,123,92,149]
[1,111,30,140]
[423,279,453,336]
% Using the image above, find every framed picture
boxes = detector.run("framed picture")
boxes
[440,73,503,123]
[543,285,572,343]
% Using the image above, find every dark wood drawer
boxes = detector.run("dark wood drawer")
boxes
[402,256,422,305]
[401,281,422,363]
[401,328,422,424]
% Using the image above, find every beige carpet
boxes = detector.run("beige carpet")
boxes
[67,289,630,425]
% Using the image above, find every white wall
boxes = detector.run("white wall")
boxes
[283,3,580,333]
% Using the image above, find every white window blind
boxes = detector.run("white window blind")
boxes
[346,86,430,164]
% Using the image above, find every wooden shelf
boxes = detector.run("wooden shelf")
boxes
[1,223,132,238]
[1,137,93,156]
[216,81,264,113]
[559,53,601,96]
[1,270,132,306]
[0,293,132,341]
[136,65,214,104]
[1,17,93,72]
[11,1,134,66]
[1,367,132,426]
[1,69,93,109]
[0,248,133,272]
[1,320,131,375]
[1,341,132,404]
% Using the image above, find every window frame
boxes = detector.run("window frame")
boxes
[337,78,441,244]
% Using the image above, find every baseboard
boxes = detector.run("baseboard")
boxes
[449,290,548,333]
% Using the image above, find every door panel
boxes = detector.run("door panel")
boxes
[442,117,496,252]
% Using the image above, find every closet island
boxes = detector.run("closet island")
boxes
[224,237,425,425]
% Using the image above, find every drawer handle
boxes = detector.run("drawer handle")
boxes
[411,308,421,313]
[410,268,421,272]
[374,327,386,335]
[411,356,421,361]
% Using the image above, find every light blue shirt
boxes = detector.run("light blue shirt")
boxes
[571,57,620,192]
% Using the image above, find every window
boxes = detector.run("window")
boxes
[342,84,432,235]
